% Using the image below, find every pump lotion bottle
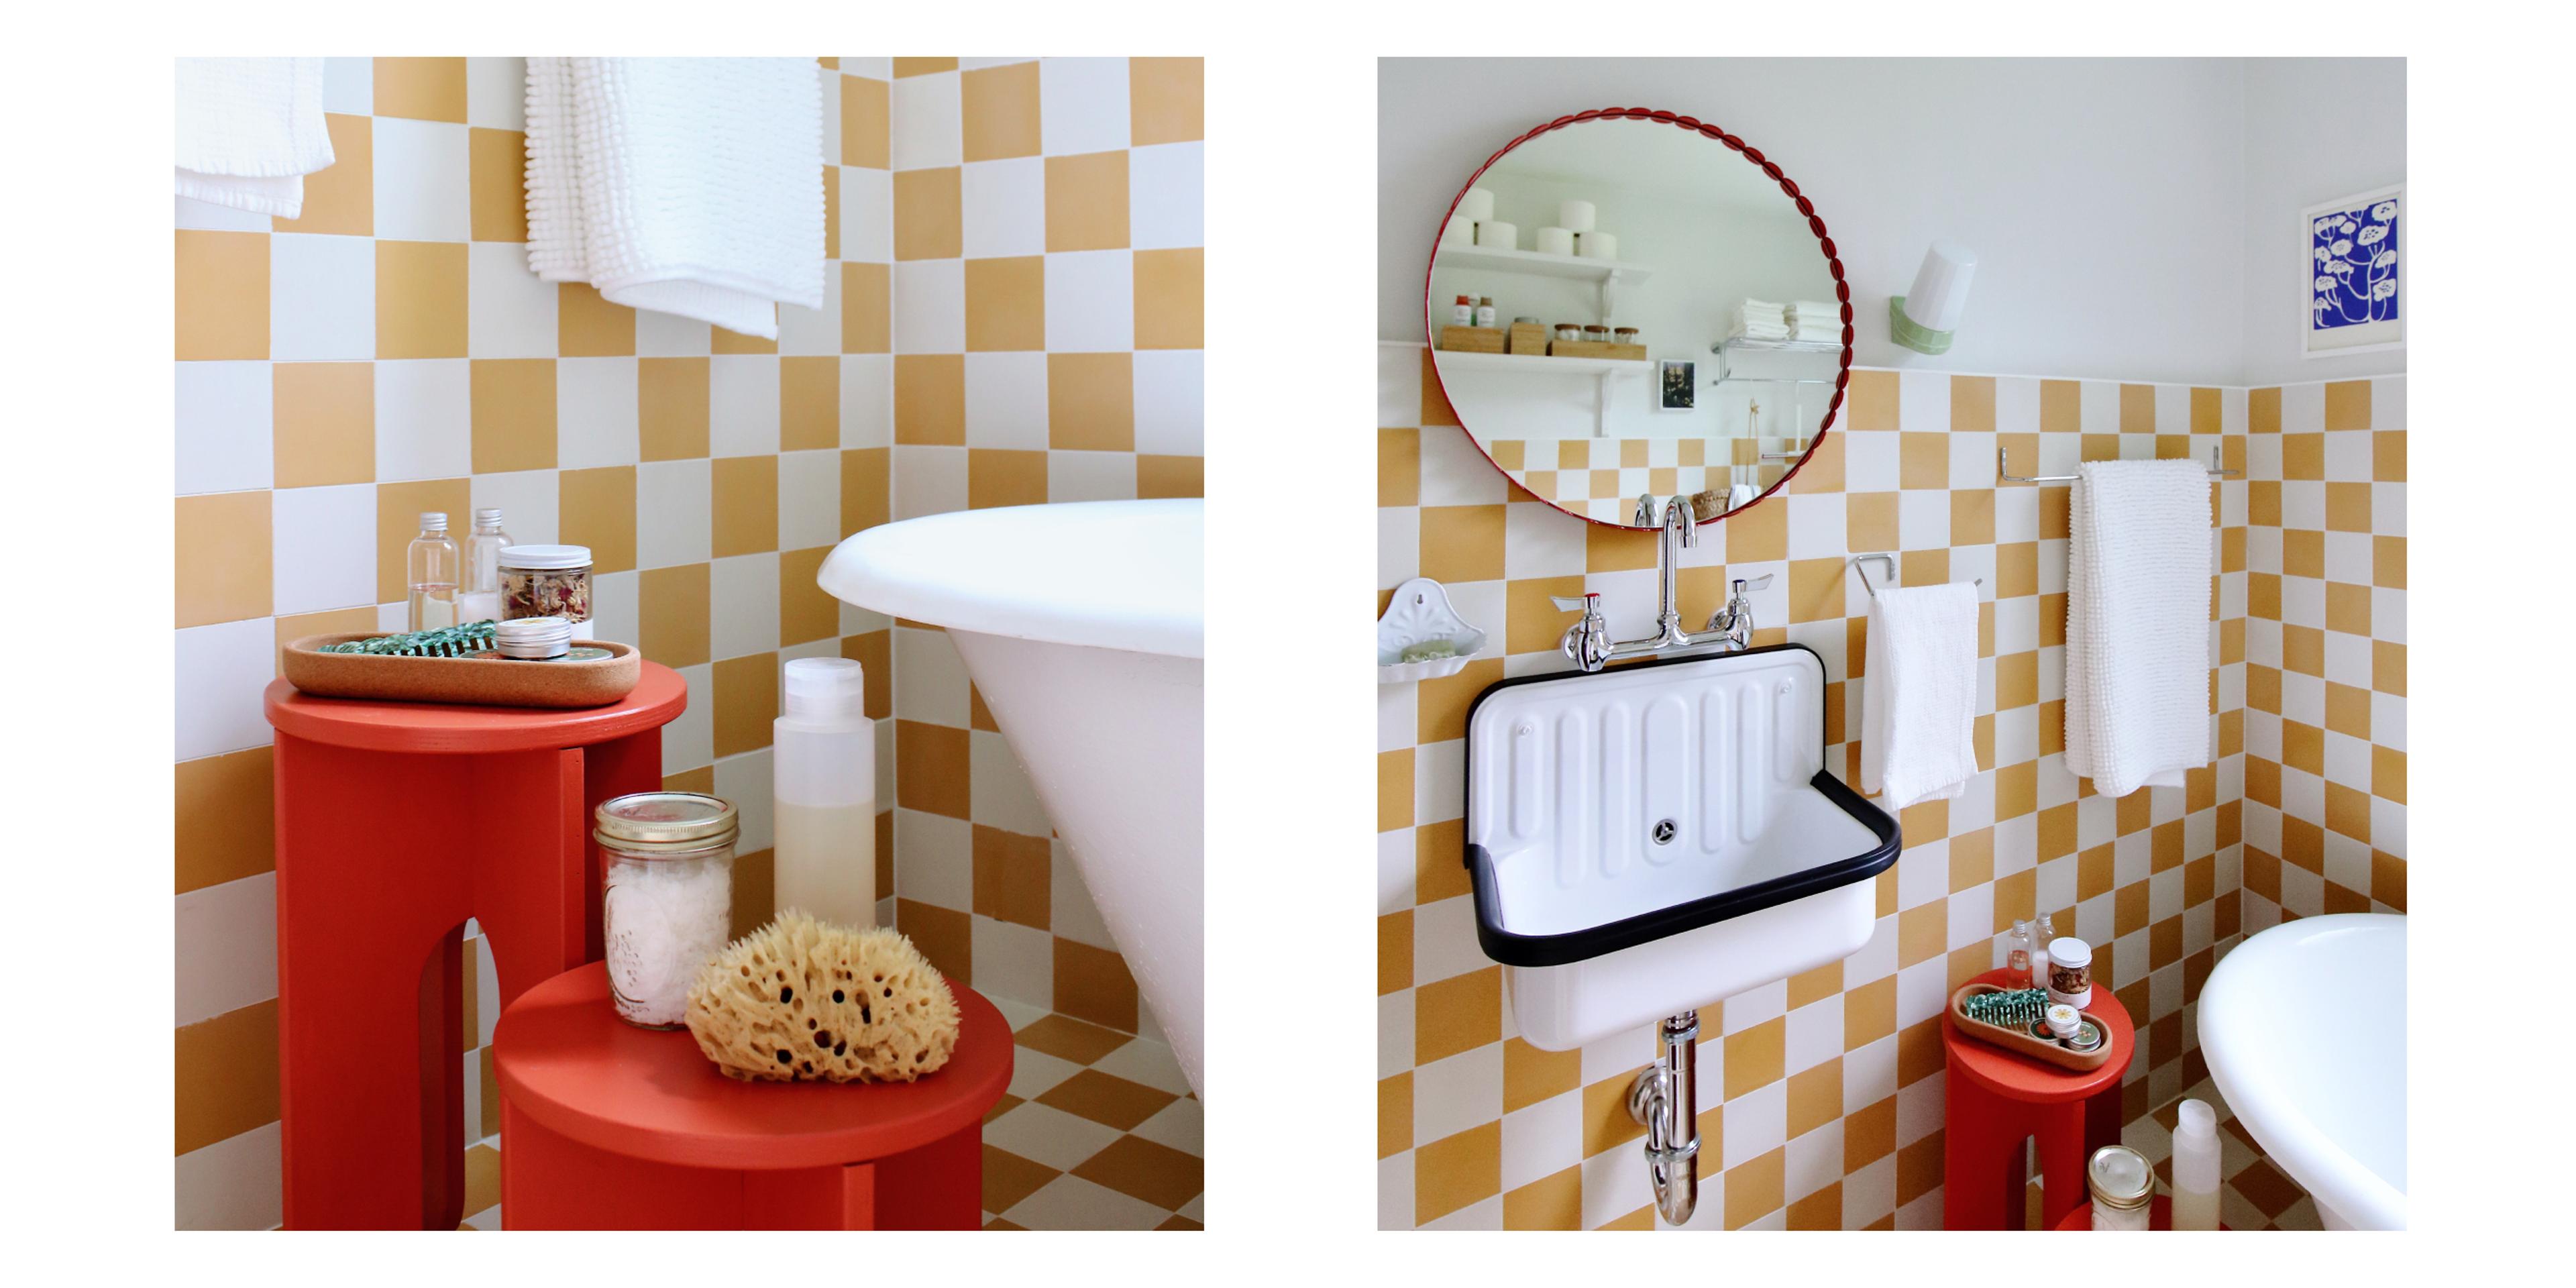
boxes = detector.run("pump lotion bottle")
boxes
[773,657,877,928]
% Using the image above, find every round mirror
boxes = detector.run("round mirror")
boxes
[1424,108,1851,529]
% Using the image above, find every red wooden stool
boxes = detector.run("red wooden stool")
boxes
[266,665,687,1230]
[1941,967,2136,1230]
[494,962,1012,1228]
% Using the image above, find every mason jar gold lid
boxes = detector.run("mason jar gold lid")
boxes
[594,792,739,853]
[2088,1144,2154,1210]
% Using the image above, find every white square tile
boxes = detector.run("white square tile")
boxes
[591,568,639,649]
[778,279,842,357]
[894,808,970,906]
[1002,1174,1165,1231]
[840,166,892,263]
[960,158,1044,259]
[176,361,273,494]
[1412,1044,1503,1147]
[374,360,471,481]
[894,625,971,726]
[321,57,372,115]
[815,64,840,164]
[777,449,841,551]
[371,117,472,242]
[1043,250,1132,352]
[174,871,279,1025]
[467,241,556,357]
[174,194,272,233]
[892,445,965,519]
[1132,350,1201,456]
[1038,58,1129,156]
[1843,431,1898,492]
[970,916,1053,1008]
[1897,488,1950,550]
[1128,142,1202,250]
[708,355,782,457]
[965,352,1049,450]
[890,70,961,171]
[841,355,892,448]
[465,58,525,131]
[635,308,712,357]
[555,357,640,469]
[176,618,277,759]
[1046,449,1136,502]
[468,469,559,545]
[270,233,374,360]
[892,260,964,354]
[635,459,712,568]
[272,484,374,614]
[661,662,713,771]
[710,552,780,661]
[969,731,1051,836]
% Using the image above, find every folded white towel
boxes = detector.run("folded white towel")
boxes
[1788,320,1842,341]
[175,58,335,218]
[1788,299,1840,321]
[2065,459,2213,796]
[525,58,826,339]
[1860,582,1980,810]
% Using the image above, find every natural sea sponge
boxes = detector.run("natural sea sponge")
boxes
[685,911,960,1083]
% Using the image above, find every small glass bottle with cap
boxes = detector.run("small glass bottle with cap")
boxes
[406,513,460,633]
[460,507,511,624]
[499,544,594,639]
[2088,1144,2155,1230]
[595,792,739,1029]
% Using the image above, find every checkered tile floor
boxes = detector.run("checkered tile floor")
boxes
[453,1001,1201,1230]
[2015,1082,2320,1231]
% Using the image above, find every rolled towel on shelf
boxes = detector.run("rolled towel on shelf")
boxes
[1558,199,1597,232]
[175,58,335,218]
[1475,220,1518,250]
[1461,187,1496,222]
[1440,212,1474,248]
[525,57,826,339]
[1860,582,1981,809]
[1788,299,1841,323]
[1575,231,1617,260]
[1535,226,1576,257]
[2064,460,2214,796]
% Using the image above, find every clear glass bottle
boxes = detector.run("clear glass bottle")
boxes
[2030,912,2058,991]
[460,506,511,625]
[405,512,460,633]
[2002,918,2035,989]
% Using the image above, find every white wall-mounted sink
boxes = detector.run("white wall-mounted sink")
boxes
[1462,646,1898,1051]
[818,499,1203,1095]
[2198,912,2406,1230]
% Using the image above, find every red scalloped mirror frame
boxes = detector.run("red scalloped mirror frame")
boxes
[1421,107,1855,530]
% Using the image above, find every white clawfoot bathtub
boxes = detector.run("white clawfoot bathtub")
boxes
[818,499,1203,1095]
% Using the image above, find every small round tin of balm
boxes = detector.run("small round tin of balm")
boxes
[2063,1019,2106,1053]
[563,646,614,661]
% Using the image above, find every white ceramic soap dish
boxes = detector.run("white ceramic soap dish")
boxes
[1379,577,1488,684]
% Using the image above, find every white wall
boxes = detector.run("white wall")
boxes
[1383,58,2383,387]
[2240,58,2408,387]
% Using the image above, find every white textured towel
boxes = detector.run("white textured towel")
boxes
[2065,459,2213,797]
[523,58,826,339]
[175,58,335,218]
[1860,581,1980,810]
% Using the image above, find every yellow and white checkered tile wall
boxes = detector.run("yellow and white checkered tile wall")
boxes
[876,57,1203,1041]
[172,56,1200,1230]
[1375,345,2400,1230]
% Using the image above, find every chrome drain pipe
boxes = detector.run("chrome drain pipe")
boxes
[1627,1010,1701,1226]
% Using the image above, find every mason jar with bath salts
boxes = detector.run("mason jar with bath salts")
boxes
[499,544,594,639]
[596,792,739,1029]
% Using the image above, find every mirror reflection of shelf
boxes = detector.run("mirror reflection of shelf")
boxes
[1430,347,1653,439]
[1435,244,1654,319]
[1709,335,1841,386]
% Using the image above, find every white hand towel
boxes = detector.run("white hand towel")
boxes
[1860,582,1980,810]
[525,58,826,339]
[175,58,335,218]
[1787,299,1840,322]
[2065,459,2213,797]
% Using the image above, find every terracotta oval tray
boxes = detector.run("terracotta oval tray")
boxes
[1948,981,2116,1073]
[282,633,642,709]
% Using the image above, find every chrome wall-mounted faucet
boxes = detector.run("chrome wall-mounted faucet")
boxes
[1553,495,1772,673]
[1705,574,1773,651]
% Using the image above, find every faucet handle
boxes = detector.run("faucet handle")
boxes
[1732,574,1774,594]
[1550,593,1603,617]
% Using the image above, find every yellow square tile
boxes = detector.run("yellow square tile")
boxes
[1415,967,1499,1066]
[2249,386,2281,433]
[1419,347,1458,427]
[1949,488,1995,546]
[964,256,1046,351]
[1134,248,1202,351]
[1413,1121,1499,1226]
[1846,370,1898,431]
[1948,375,1996,433]
[175,230,269,361]
[376,241,468,359]
[712,652,780,758]
[174,999,280,1157]
[2374,535,2406,590]
[274,113,372,236]
[1844,491,1898,553]
[842,262,891,354]
[2039,380,2080,434]
[2324,380,2372,431]
[894,354,966,445]
[2191,386,2221,435]
[1787,557,1846,625]
[638,358,710,460]
[780,357,840,452]
[1723,1147,1784,1230]
[1045,151,1130,252]
[968,448,1049,510]
[1378,1071,1413,1159]
[1786,431,1843,493]
[1419,506,1505,584]
[2281,432,2323,480]
[374,478,470,603]
[2118,384,2155,435]
[1046,353,1133,451]
[2373,430,2406,482]
[1379,748,1413,832]
[557,283,636,357]
[842,447,890,533]
[1128,58,1204,146]
[961,61,1040,162]
[1722,496,1786,563]
[711,455,778,557]
[558,465,636,574]
[893,58,959,78]
[1502,1165,1581,1230]
[840,74,889,169]
[174,747,276,895]
[2325,482,2372,533]
[175,492,272,628]
[1379,428,1420,507]
[893,168,962,261]
[469,360,557,473]
[1723,1018,1785,1098]
[272,607,383,669]
[712,325,776,356]
[1138,454,1202,500]
[777,545,841,646]
[272,363,374,488]
[822,164,841,260]
[639,562,711,668]
[467,127,525,242]
[1898,433,1947,489]
[372,58,467,122]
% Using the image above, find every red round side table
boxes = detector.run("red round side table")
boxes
[265,665,687,1230]
[1941,967,2136,1230]
[494,962,1013,1229]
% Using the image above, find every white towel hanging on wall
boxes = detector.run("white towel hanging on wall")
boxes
[174,58,335,218]
[2064,459,2214,796]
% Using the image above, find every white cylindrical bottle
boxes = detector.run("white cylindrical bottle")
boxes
[773,657,877,928]
[2171,1098,2222,1231]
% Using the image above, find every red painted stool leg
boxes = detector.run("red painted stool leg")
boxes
[871,1123,983,1229]
[577,729,663,961]
[1942,1069,2024,1230]
[2084,1081,2125,1158]
[419,926,467,1229]
[2035,1099,2092,1230]
[468,749,596,1012]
